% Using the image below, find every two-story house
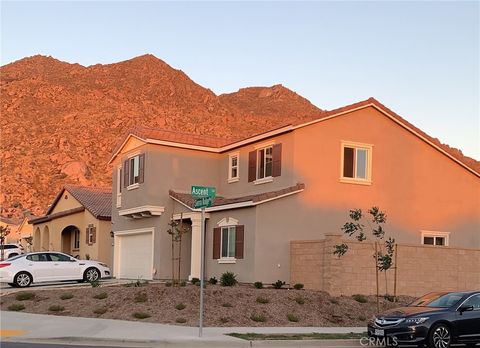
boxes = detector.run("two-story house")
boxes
[109,98,480,287]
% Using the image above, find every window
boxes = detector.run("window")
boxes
[421,231,450,246]
[73,229,80,250]
[228,153,239,183]
[341,141,372,183]
[221,226,236,258]
[248,143,282,183]
[461,294,480,310]
[130,155,140,185]
[123,153,145,188]
[27,253,48,262]
[116,166,122,207]
[49,253,71,262]
[258,146,273,179]
[86,225,96,245]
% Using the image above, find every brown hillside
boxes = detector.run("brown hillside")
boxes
[0,54,323,218]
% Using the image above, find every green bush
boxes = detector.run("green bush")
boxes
[250,313,266,322]
[93,307,107,315]
[209,277,218,285]
[220,272,237,286]
[8,303,25,311]
[60,293,74,300]
[256,296,269,304]
[330,298,339,304]
[287,313,299,322]
[133,312,150,319]
[253,281,263,289]
[272,280,286,289]
[222,302,232,308]
[358,315,367,321]
[295,297,305,305]
[191,277,200,285]
[165,281,172,287]
[90,280,100,288]
[293,283,304,290]
[352,294,368,303]
[48,305,65,312]
[93,292,108,300]
[179,281,187,287]
[176,317,187,323]
[175,303,186,310]
[15,292,35,301]
[134,292,147,303]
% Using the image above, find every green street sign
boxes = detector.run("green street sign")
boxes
[194,197,214,209]
[191,186,216,198]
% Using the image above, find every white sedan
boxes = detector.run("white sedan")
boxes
[0,252,111,287]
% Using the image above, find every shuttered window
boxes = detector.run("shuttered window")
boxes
[86,225,96,245]
[123,154,145,187]
[248,143,282,182]
[213,225,244,259]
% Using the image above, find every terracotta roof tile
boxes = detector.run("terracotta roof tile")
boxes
[170,183,305,209]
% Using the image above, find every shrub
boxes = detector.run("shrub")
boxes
[15,292,35,301]
[60,293,74,300]
[253,281,263,289]
[295,297,305,305]
[293,283,304,290]
[133,312,150,319]
[134,292,147,303]
[250,313,266,322]
[352,294,368,303]
[93,292,108,300]
[358,315,367,321]
[175,303,186,310]
[165,281,172,287]
[222,303,232,308]
[287,313,299,322]
[385,295,395,302]
[93,307,107,315]
[85,254,90,260]
[8,303,25,311]
[220,272,237,287]
[191,277,200,285]
[209,277,218,285]
[272,280,286,289]
[219,317,229,324]
[256,296,269,304]
[90,280,100,288]
[330,298,339,304]
[48,305,65,312]
[176,318,187,323]
[179,281,187,287]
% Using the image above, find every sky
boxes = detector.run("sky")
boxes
[1,1,479,160]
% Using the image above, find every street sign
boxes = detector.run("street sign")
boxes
[191,185,216,198]
[194,197,213,209]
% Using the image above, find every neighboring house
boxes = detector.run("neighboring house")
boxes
[29,185,113,265]
[1,216,21,243]
[109,97,480,287]
[8,215,35,251]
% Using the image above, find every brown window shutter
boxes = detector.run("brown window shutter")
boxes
[235,225,244,259]
[119,168,122,193]
[91,227,97,244]
[272,143,282,177]
[123,160,129,187]
[248,151,257,182]
[213,227,221,259]
[343,147,355,178]
[85,227,90,245]
[138,154,145,184]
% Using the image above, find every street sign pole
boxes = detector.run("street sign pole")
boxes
[199,206,205,337]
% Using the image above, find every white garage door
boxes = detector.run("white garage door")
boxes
[117,231,153,280]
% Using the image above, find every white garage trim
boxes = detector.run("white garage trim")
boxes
[113,228,155,280]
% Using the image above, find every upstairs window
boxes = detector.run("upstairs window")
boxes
[248,143,282,183]
[341,141,372,183]
[421,231,449,246]
[123,154,145,188]
[228,153,239,183]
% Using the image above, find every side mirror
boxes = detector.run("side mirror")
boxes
[70,258,77,262]
[459,305,474,313]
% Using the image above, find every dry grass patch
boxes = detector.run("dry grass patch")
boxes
[15,292,35,301]
[8,303,25,311]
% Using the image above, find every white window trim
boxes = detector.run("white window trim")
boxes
[253,140,275,150]
[340,140,373,185]
[116,166,122,208]
[217,217,239,227]
[126,152,141,188]
[421,230,450,246]
[254,177,274,185]
[228,152,240,183]
[218,220,238,263]
[87,225,95,245]
[127,183,140,191]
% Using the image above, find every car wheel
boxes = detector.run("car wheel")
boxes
[14,272,32,287]
[83,267,100,282]
[429,324,451,348]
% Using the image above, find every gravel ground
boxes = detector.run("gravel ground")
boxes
[0,283,413,327]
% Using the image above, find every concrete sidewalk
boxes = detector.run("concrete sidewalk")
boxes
[0,311,366,347]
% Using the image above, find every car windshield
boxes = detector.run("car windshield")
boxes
[410,292,464,308]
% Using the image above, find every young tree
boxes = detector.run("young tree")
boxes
[167,214,191,286]
[334,207,396,311]
[0,225,11,261]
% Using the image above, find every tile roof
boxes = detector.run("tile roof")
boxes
[170,183,305,210]
[43,185,112,220]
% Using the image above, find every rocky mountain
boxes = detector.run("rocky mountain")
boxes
[0,54,324,218]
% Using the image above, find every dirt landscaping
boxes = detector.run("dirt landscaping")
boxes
[0,282,413,327]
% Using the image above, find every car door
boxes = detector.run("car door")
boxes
[47,253,82,280]
[455,294,480,342]
[25,253,54,281]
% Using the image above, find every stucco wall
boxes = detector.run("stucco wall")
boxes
[291,235,480,297]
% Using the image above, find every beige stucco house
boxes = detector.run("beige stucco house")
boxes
[8,215,35,251]
[30,185,113,266]
[109,98,479,295]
